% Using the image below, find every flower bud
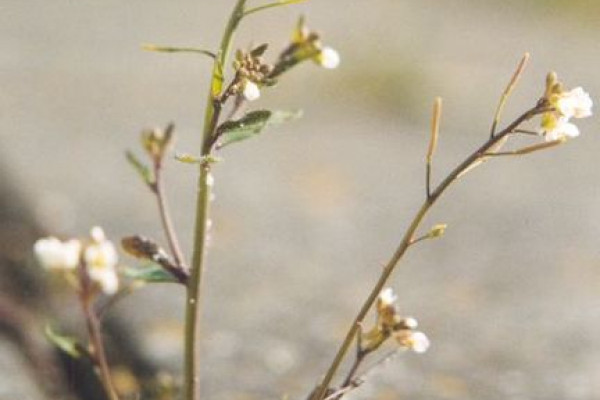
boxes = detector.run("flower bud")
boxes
[242,80,261,101]
[428,224,447,239]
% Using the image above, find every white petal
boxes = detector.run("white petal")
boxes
[409,331,430,353]
[545,119,580,142]
[242,81,261,102]
[317,47,340,69]
[561,121,580,138]
[84,241,118,269]
[557,87,593,119]
[34,237,81,270]
[89,268,119,295]
[402,317,419,330]
[378,288,397,306]
[90,226,106,243]
[62,240,83,268]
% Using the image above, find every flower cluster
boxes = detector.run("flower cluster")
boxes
[361,288,430,354]
[540,73,593,142]
[230,45,275,102]
[34,227,119,295]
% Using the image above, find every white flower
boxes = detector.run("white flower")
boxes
[378,288,397,307]
[395,330,430,353]
[84,227,119,295]
[408,331,430,353]
[556,87,593,119]
[242,80,261,101]
[34,237,81,270]
[541,115,580,142]
[315,47,340,69]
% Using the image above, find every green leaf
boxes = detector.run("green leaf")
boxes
[217,109,303,149]
[44,325,85,359]
[126,150,154,185]
[175,153,223,165]
[123,263,179,284]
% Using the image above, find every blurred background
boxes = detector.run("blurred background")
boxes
[1,0,600,399]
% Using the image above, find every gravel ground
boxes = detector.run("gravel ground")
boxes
[2,1,600,399]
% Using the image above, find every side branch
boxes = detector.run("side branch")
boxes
[312,104,544,400]
[152,165,186,269]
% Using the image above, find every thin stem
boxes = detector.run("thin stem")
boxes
[312,105,544,400]
[484,137,566,157]
[513,128,541,136]
[184,1,248,399]
[243,0,308,17]
[340,351,366,390]
[153,164,186,269]
[323,386,356,400]
[78,268,119,400]
[490,53,530,138]
[426,97,442,199]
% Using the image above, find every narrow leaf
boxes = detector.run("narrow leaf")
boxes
[45,325,85,359]
[175,153,203,164]
[123,263,179,284]
[126,150,154,185]
[268,109,304,125]
[142,44,216,59]
[175,153,222,165]
[250,43,269,57]
[217,109,303,149]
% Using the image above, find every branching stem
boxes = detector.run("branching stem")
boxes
[312,104,545,400]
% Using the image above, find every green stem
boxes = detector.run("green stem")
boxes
[243,0,308,17]
[313,106,543,400]
[184,1,247,399]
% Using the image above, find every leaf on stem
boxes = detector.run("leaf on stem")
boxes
[142,44,216,59]
[216,109,303,149]
[175,153,222,165]
[45,325,86,359]
[122,263,180,284]
[126,150,154,186]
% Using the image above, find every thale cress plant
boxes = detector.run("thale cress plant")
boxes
[32,1,593,399]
